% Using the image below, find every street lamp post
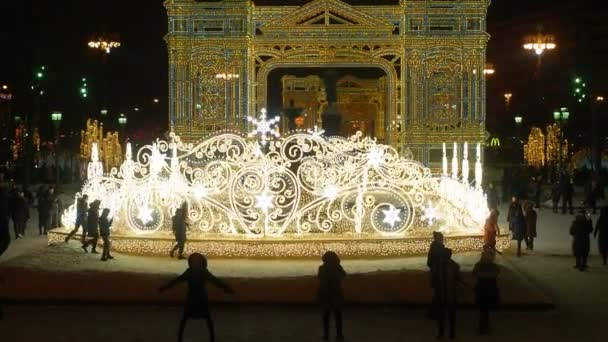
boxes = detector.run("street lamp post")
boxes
[523,32,556,78]
[553,107,570,172]
[118,113,127,141]
[51,111,63,186]
[514,115,523,164]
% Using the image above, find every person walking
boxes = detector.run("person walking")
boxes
[170,206,188,259]
[12,190,29,238]
[484,209,501,253]
[0,186,10,257]
[158,253,234,342]
[47,186,60,228]
[37,188,51,235]
[65,194,88,243]
[507,196,526,257]
[551,181,561,213]
[534,176,542,209]
[593,206,608,266]
[472,250,500,335]
[570,209,593,271]
[82,200,101,254]
[486,183,500,211]
[561,175,574,215]
[99,208,114,261]
[433,248,462,339]
[318,251,346,341]
[524,201,537,251]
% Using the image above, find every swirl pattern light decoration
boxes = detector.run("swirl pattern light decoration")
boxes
[61,120,489,256]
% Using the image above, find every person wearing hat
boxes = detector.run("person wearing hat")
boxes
[570,208,593,271]
[433,248,462,339]
[82,200,101,254]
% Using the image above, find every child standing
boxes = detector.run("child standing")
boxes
[318,251,346,341]
[159,253,234,342]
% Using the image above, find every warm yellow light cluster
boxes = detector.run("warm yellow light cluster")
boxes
[88,40,121,53]
[80,119,123,172]
[50,230,509,258]
[524,127,545,168]
[546,123,568,166]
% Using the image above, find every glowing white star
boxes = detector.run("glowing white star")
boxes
[322,184,339,201]
[422,201,439,226]
[367,148,384,167]
[307,125,325,138]
[248,108,280,146]
[255,193,274,212]
[137,205,154,225]
[382,205,401,228]
[192,185,207,199]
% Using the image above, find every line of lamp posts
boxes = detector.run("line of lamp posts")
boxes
[50,110,128,186]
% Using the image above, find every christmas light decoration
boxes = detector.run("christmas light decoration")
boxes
[59,129,489,257]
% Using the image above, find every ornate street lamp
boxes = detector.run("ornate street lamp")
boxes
[88,39,121,54]
[553,107,569,171]
[523,33,556,56]
[514,115,523,125]
[118,113,127,141]
[51,111,63,185]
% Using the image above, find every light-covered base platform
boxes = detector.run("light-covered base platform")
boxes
[49,228,510,258]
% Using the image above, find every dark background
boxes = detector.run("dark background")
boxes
[1,0,607,143]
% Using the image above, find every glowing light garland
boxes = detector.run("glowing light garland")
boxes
[61,127,488,256]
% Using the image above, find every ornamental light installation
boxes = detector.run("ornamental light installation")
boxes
[88,39,121,54]
[248,108,280,146]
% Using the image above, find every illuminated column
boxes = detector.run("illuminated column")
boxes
[87,143,104,180]
[462,142,469,184]
[475,143,483,189]
[442,143,448,176]
[451,142,458,179]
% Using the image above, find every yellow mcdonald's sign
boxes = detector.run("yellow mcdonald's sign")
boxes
[490,137,501,147]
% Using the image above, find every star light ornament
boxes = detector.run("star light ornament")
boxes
[422,201,439,226]
[137,205,154,225]
[367,148,384,167]
[307,125,325,138]
[255,192,274,213]
[248,108,280,146]
[382,205,402,228]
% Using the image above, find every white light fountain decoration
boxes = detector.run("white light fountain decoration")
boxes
[60,109,490,256]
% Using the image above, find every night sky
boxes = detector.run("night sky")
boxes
[1,0,605,141]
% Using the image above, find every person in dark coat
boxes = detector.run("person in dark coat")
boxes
[593,206,608,266]
[12,190,29,238]
[486,183,500,211]
[433,248,462,339]
[0,186,10,257]
[570,209,593,271]
[82,200,101,254]
[65,194,88,243]
[507,196,526,257]
[561,175,574,215]
[472,250,500,335]
[551,181,561,213]
[170,204,188,259]
[47,186,60,228]
[533,176,542,209]
[318,251,346,341]
[158,253,234,342]
[37,188,51,235]
[524,201,537,251]
[99,208,114,261]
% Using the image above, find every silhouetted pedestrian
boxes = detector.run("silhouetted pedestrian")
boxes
[318,251,346,341]
[484,209,500,252]
[534,176,542,209]
[561,175,573,215]
[593,206,608,266]
[37,188,51,235]
[486,183,499,211]
[427,231,445,319]
[0,186,10,256]
[472,250,500,335]
[507,196,526,257]
[524,201,537,251]
[170,205,188,259]
[570,209,593,271]
[158,253,234,342]
[433,248,462,339]
[47,186,60,228]
[99,208,114,261]
[551,181,560,213]
[82,200,101,254]
[65,194,88,243]
[12,190,29,238]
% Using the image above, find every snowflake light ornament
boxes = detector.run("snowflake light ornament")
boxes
[248,108,280,146]
[307,125,325,138]
[137,205,154,225]
[421,201,439,226]
[382,205,402,228]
